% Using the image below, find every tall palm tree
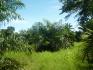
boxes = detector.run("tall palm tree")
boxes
[60,0,93,68]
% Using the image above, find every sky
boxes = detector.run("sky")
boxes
[1,0,79,32]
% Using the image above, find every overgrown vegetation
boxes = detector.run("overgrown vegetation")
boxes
[0,0,93,70]
[0,0,24,70]
[0,57,23,70]
[60,0,93,69]
[4,42,86,70]
[19,20,74,52]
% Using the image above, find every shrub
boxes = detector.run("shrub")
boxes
[0,57,23,70]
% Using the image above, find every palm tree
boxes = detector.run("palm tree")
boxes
[27,20,74,51]
[60,0,93,67]
[59,0,93,26]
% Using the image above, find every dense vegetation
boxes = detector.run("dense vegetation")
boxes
[0,0,24,70]
[19,21,74,52]
[4,42,86,70]
[60,0,93,69]
[0,0,93,70]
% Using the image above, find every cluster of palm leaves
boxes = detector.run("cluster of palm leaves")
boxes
[60,0,93,25]
[0,0,24,21]
[60,0,93,69]
[19,20,75,52]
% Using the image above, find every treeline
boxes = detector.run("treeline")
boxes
[0,20,79,70]
[0,20,79,53]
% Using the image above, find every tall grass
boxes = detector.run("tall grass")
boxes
[4,42,87,70]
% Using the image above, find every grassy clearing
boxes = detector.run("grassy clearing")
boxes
[4,42,87,70]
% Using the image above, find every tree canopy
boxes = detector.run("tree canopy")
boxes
[20,20,74,51]
[0,0,24,22]
[59,0,93,26]
[60,0,93,66]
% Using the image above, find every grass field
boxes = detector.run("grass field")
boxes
[4,42,87,70]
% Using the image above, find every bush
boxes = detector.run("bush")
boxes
[0,57,23,70]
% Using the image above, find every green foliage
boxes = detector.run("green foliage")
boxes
[82,20,93,32]
[0,57,23,70]
[75,31,82,42]
[81,20,93,69]
[20,20,75,52]
[0,0,24,22]
[0,26,15,55]
[0,0,25,54]
[0,26,29,70]
[60,0,93,68]
[59,0,93,25]
[4,42,87,70]
[0,0,25,70]
[0,26,31,55]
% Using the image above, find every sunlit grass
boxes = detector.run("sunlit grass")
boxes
[4,42,87,70]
